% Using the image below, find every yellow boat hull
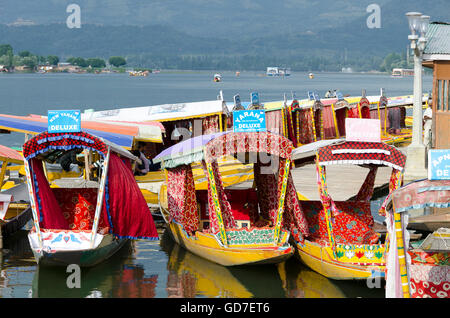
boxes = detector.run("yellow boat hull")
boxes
[167,222,294,266]
[293,239,385,280]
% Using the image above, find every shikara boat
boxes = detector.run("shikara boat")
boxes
[154,131,309,266]
[0,145,31,238]
[384,179,450,298]
[291,139,406,280]
[23,131,158,266]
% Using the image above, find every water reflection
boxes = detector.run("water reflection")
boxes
[0,227,385,298]
[31,241,159,298]
[161,229,384,298]
[0,230,36,297]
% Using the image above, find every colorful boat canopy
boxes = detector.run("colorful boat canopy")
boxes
[0,113,164,148]
[316,141,406,171]
[388,179,450,213]
[0,144,23,164]
[154,131,293,168]
[203,131,293,163]
[22,131,138,161]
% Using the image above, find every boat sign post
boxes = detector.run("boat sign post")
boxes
[48,110,81,133]
[428,149,450,180]
[233,110,266,133]
[250,92,260,107]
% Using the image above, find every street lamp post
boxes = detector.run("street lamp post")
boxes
[403,12,430,185]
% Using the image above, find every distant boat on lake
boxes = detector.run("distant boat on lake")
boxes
[391,68,414,78]
[266,67,291,77]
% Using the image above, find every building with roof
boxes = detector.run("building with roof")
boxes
[423,22,450,149]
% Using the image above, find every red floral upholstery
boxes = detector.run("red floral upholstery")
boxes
[300,200,379,245]
[52,188,106,231]
[300,201,330,244]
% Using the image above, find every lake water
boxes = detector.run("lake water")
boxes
[0,71,432,298]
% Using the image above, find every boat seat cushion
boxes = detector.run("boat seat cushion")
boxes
[223,189,258,222]
[332,201,379,245]
[300,200,379,245]
[53,188,106,231]
[196,189,258,225]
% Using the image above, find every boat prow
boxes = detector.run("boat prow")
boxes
[28,229,127,267]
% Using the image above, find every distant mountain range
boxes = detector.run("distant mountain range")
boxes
[0,0,448,71]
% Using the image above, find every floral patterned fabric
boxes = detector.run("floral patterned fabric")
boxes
[409,263,450,298]
[167,165,200,235]
[296,109,315,145]
[254,163,279,223]
[23,131,108,160]
[390,179,450,213]
[317,141,406,171]
[254,161,309,239]
[300,200,379,245]
[265,110,283,136]
[202,161,236,235]
[379,169,403,216]
[283,172,310,239]
[313,162,379,245]
[52,188,106,231]
[322,106,338,139]
[202,115,220,135]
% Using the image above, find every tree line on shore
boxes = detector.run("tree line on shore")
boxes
[0,43,415,74]
[0,44,127,72]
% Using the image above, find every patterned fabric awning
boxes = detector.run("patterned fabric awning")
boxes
[204,132,293,163]
[317,141,406,171]
[389,179,450,213]
[23,131,108,160]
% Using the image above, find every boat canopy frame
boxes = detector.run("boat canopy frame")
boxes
[158,131,309,247]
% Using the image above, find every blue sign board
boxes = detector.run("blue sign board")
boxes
[48,110,81,133]
[233,110,266,133]
[250,92,260,106]
[428,149,450,180]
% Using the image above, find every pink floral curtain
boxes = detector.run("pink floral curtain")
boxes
[167,165,199,235]
[265,110,283,135]
[322,106,337,139]
[201,161,236,234]
[254,161,309,238]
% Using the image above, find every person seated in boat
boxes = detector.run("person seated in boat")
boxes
[57,149,83,172]
[142,142,161,172]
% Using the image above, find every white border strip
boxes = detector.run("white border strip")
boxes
[320,159,403,171]
[331,149,391,155]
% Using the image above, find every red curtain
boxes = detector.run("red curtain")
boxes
[104,153,158,239]
[30,158,70,230]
